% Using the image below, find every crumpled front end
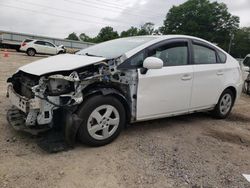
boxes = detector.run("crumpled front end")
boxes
[6,67,99,134]
[6,58,138,152]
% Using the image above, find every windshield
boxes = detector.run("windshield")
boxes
[243,57,250,67]
[77,36,157,59]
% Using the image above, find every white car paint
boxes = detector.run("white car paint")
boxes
[137,65,193,120]
[17,35,243,122]
[190,64,226,110]
[133,36,242,121]
[143,57,164,69]
[19,54,105,76]
[20,39,65,55]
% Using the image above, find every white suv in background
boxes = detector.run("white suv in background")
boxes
[20,39,66,56]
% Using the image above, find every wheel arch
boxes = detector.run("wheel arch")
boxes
[225,86,237,101]
[27,47,36,53]
[79,83,131,124]
[217,86,237,104]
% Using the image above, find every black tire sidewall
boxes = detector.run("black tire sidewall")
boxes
[77,95,126,146]
[213,89,234,119]
[27,49,35,56]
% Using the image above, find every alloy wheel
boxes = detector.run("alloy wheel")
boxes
[87,105,120,140]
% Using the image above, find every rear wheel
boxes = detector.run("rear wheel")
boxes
[27,48,35,56]
[77,95,126,146]
[212,89,234,119]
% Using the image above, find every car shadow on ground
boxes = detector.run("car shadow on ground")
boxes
[16,52,50,58]
[7,111,249,153]
[125,112,212,132]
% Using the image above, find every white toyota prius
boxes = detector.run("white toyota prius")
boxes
[7,35,243,149]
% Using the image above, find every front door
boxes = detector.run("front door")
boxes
[136,40,193,120]
[44,42,57,55]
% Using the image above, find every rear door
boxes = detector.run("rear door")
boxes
[190,40,226,110]
[34,41,47,53]
[136,39,194,120]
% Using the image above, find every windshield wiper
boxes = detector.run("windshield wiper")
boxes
[84,53,103,58]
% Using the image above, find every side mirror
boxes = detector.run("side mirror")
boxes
[143,57,163,69]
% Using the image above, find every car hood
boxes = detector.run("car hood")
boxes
[19,54,106,76]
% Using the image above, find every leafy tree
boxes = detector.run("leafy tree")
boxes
[66,32,79,41]
[120,27,138,37]
[138,22,155,35]
[79,33,93,42]
[95,26,119,43]
[231,27,250,58]
[160,0,239,50]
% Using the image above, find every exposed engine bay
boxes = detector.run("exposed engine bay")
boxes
[7,58,138,152]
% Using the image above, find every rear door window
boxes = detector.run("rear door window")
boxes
[45,42,55,47]
[193,44,217,64]
[34,41,46,46]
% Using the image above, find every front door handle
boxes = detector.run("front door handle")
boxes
[181,74,192,81]
[217,70,224,76]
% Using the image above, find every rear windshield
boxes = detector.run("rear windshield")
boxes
[243,57,250,67]
[77,37,157,59]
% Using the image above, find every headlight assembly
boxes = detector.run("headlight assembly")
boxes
[46,78,74,96]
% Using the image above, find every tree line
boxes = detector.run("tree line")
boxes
[66,0,250,58]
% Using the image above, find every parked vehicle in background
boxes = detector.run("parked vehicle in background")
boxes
[0,30,93,52]
[242,54,250,93]
[20,39,66,56]
[7,35,243,149]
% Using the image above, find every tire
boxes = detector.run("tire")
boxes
[27,48,36,56]
[212,89,235,119]
[77,95,126,146]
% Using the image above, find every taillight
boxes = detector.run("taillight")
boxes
[21,42,26,46]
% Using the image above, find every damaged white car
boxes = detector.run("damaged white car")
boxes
[6,35,242,152]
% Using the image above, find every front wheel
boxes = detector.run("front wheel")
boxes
[212,89,234,119]
[77,95,126,146]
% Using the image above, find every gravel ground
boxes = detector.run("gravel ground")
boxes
[0,51,250,188]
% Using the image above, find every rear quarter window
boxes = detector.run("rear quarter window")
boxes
[24,39,33,43]
[218,51,227,63]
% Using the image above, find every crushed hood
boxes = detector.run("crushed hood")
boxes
[19,54,106,76]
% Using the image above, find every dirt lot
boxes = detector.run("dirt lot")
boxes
[0,50,250,188]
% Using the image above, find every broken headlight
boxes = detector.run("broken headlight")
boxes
[46,78,74,96]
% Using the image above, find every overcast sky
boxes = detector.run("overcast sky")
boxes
[0,0,250,38]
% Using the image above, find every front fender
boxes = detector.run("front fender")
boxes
[82,87,131,123]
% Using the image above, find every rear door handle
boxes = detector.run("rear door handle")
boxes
[217,70,224,76]
[181,74,192,81]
